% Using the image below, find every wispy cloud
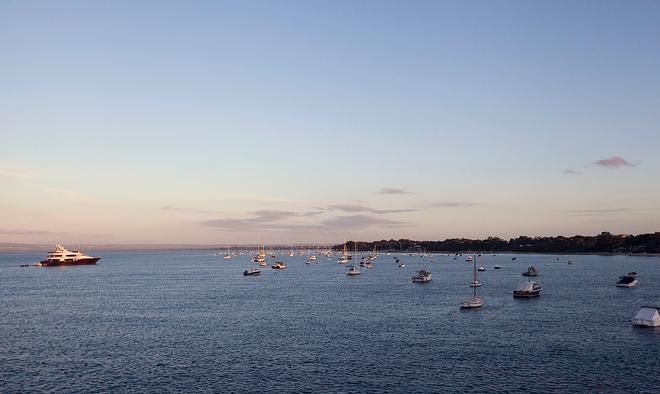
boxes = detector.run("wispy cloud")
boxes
[42,187,104,205]
[326,203,370,213]
[379,188,411,195]
[0,228,64,236]
[319,215,406,230]
[326,203,417,215]
[427,202,481,208]
[202,209,324,231]
[252,209,323,219]
[202,209,407,232]
[0,167,35,180]
[224,196,296,206]
[561,208,653,216]
[593,156,636,168]
[563,169,582,175]
[161,206,227,215]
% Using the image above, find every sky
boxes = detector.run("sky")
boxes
[1,0,659,245]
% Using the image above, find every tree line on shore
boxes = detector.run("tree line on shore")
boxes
[333,232,660,254]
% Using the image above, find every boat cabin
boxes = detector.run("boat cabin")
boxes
[632,306,660,327]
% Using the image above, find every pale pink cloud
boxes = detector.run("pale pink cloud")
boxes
[593,156,635,168]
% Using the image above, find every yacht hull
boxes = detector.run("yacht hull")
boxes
[38,257,100,267]
[513,290,541,297]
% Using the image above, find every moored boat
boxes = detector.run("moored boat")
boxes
[346,265,362,276]
[244,268,261,276]
[632,306,660,327]
[513,281,542,297]
[616,275,639,288]
[271,261,287,269]
[412,269,432,283]
[522,266,539,276]
[461,254,483,309]
[33,245,100,267]
[461,297,483,308]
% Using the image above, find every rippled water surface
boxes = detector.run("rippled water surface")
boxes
[1,251,659,393]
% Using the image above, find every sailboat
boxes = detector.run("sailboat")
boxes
[461,254,483,309]
[337,242,349,264]
[346,242,362,276]
[223,244,231,260]
[368,245,378,260]
[253,243,266,264]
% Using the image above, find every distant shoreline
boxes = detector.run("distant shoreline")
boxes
[0,245,658,257]
[2,231,659,255]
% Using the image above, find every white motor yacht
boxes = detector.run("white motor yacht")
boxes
[244,268,261,276]
[412,270,432,283]
[513,281,542,297]
[346,265,362,276]
[33,245,100,267]
[271,261,287,269]
[616,275,639,288]
[522,266,539,276]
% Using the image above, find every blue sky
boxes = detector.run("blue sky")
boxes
[1,1,659,244]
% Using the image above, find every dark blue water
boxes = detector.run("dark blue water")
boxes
[1,251,659,393]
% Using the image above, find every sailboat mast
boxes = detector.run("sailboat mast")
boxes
[473,254,477,298]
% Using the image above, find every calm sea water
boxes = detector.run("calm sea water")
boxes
[1,251,658,393]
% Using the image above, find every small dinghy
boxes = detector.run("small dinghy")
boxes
[477,266,485,272]
[493,265,501,269]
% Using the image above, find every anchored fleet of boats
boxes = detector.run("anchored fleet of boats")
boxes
[24,246,654,326]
